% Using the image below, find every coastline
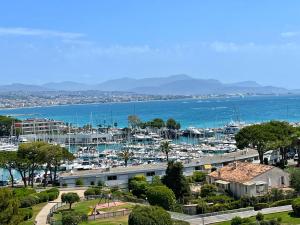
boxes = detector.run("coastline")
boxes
[0,93,290,112]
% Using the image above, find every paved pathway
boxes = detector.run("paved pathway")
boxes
[185,205,292,225]
[35,188,86,225]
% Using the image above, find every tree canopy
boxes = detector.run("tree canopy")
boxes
[162,161,190,201]
[61,192,80,209]
[128,205,172,225]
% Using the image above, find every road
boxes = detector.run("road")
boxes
[35,188,86,225]
[185,205,292,225]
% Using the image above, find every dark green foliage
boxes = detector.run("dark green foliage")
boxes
[128,205,172,225]
[84,187,102,196]
[230,216,251,225]
[151,175,163,186]
[254,203,269,211]
[204,195,233,204]
[19,207,33,221]
[141,118,165,129]
[256,212,264,221]
[0,188,23,225]
[90,181,95,186]
[75,179,84,186]
[36,192,49,202]
[162,161,191,201]
[200,184,217,197]
[97,180,105,187]
[196,199,209,214]
[20,195,40,208]
[192,171,206,183]
[61,192,80,209]
[270,199,293,207]
[290,168,300,193]
[166,118,181,130]
[128,175,148,198]
[13,188,36,198]
[146,185,176,210]
[62,211,82,225]
[292,198,300,216]
[0,115,20,136]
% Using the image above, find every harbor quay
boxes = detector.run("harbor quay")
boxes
[59,148,258,188]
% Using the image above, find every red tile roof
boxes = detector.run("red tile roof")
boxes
[209,162,273,183]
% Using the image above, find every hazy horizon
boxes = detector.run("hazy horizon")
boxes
[1,1,300,89]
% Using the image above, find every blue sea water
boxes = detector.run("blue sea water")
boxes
[0,95,300,128]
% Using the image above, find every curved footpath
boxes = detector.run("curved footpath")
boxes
[35,188,86,225]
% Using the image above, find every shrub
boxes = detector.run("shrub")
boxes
[19,207,33,220]
[36,192,49,203]
[292,198,300,216]
[205,195,233,204]
[84,188,95,196]
[20,195,39,208]
[62,183,68,187]
[270,199,293,207]
[256,212,264,221]
[13,188,36,198]
[97,180,105,187]
[47,192,58,201]
[192,171,206,183]
[230,216,251,225]
[146,185,176,210]
[254,203,269,211]
[231,216,243,225]
[62,211,82,225]
[210,203,231,212]
[46,188,59,196]
[128,205,172,225]
[128,178,148,198]
[75,179,84,186]
[90,181,95,186]
[200,184,217,197]
[196,199,209,214]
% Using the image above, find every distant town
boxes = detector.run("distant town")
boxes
[0,90,279,109]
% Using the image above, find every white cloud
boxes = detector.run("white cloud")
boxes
[280,31,300,38]
[0,27,84,39]
[209,41,256,52]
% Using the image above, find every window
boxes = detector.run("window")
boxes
[107,175,117,181]
[281,176,285,185]
[195,166,201,171]
[245,186,248,193]
[146,171,155,177]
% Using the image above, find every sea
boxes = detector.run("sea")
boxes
[1,95,300,128]
[1,94,300,181]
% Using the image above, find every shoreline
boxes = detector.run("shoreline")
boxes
[0,93,291,112]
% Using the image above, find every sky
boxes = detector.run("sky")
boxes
[1,1,300,88]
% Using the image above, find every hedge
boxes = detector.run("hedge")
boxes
[270,199,293,207]
[146,185,176,210]
[19,207,33,221]
[292,198,300,216]
[254,203,269,211]
[128,205,172,225]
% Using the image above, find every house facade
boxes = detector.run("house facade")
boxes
[207,162,290,198]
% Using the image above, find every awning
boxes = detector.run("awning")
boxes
[255,181,267,185]
[243,181,255,186]
[204,164,212,169]
[215,180,230,185]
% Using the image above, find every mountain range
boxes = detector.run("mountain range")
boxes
[0,75,296,95]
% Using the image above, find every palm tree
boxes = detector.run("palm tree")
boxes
[160,141,173,162]
[118,149,134,167]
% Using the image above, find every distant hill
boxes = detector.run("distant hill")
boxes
[0,75,291,95]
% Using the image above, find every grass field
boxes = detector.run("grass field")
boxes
[79,216,128,225]
[20,202,47,225]
[213,211,300,225]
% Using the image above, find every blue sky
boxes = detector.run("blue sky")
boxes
[1,1,300,88]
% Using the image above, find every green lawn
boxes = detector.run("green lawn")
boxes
[79,216,128,225]
[20,202,47,225]
[213,211,300,225]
